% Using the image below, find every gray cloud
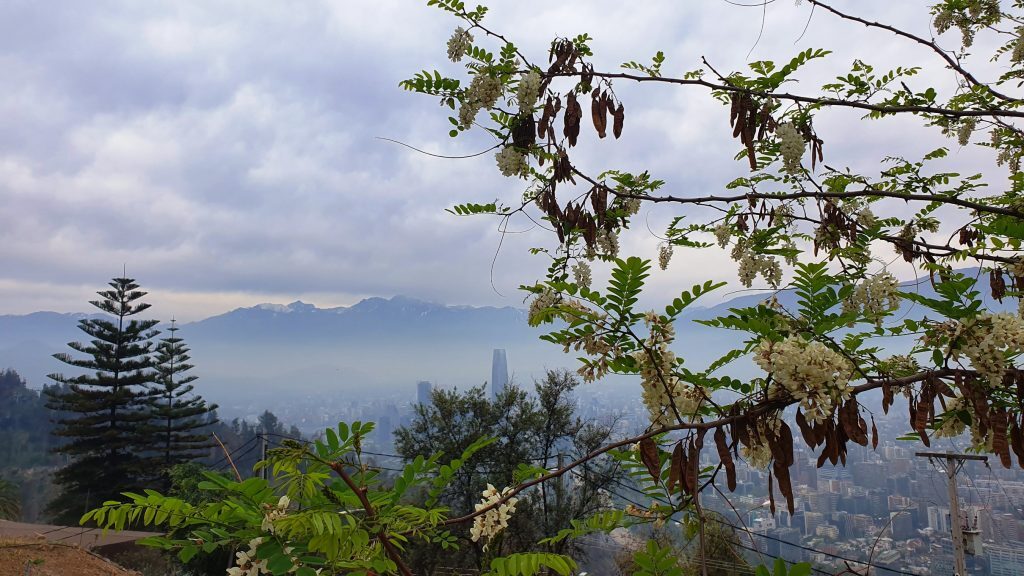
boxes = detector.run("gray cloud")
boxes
[0,0,988,320]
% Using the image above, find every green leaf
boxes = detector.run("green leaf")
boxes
[177,545,198,563]
[788,563,812,576]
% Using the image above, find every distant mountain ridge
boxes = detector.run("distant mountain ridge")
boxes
[0,272,1014,407]
[0,296,553,405]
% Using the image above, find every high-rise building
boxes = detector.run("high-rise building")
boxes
[989,543,1024,576]
[491,349,508,399]
[416,381,432,406]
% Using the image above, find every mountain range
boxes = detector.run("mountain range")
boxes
[0,271,1012,411]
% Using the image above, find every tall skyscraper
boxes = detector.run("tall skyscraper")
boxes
[416,380,433,406]
[491,349,508,399]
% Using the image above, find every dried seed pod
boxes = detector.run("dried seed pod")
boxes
[773,460,795,516]
[639,437,661,483]
[991,269,1007,302]
[613,103,625,138]
[667,442,683,493]
[591,92,607,138]
[564,93,582,146]
[715,427,737,492]
[871,416,879,450]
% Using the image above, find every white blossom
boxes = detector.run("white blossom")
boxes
[447,27,473,62]
[458,73,502,128]
[572,261,592,289]
[952,312,1024,386]
[776,123,805,176]
[713,224,731,249]
[755,336,855,424]
[495,146,528,177]
[527,288,558,325]
[228,537,269,576]
[517,70,541,112]
[470,484,519,547]
[633,312,706,425]
[842,270,900,325]
[658,243,673,270]
[597,229,619,258]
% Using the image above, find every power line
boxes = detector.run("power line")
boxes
[576,466,920,576]
[208,434,259,470]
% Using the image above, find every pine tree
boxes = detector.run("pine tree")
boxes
[44,277,160,524]
[149,319,217,490]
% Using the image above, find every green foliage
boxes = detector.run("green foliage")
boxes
[485,552,577,576]
[44,277,162,524]
[632,540,682,576]
[0,477,21,520]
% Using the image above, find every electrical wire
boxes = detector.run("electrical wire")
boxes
[574,466,921,576]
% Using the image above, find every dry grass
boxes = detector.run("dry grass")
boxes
[0,538,140,576]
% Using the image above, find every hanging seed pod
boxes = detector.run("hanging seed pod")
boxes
[613,103,625,138]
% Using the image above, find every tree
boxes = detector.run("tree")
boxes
[0,369,58,470]
[149,319,218,490]
[0,478,20,520]
[394,371,621,573]
[398,0,1024,571]
[44,277,160,524]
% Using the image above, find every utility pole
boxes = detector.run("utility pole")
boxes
[915,452,988,576]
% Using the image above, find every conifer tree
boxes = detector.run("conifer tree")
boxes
[44,277,160,524]
[149,319,217,490]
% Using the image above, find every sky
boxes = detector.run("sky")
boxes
[0,1,996,321]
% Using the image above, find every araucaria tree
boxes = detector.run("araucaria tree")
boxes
[149,319,217,491]
[44,277,160,523]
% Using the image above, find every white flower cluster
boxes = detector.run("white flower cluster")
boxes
[732,241,782,288]
[495,146,528,178]
[527,288,559,325]
[658,243,673,270]
[633,312,705,425]
[260,495,290,533]
[470,484,518,547]
[447,27,473,62]
[856,206,876,229]
[842,271,900,325]
[572,261,592,289]
[517,70,541,112]
[776,123,805,176]
[932,0,999,47]
[957,118,977,146]
[954,312,1024,387]
[739,417,783,469]
[621,197,642,217]
[458,73,502,128]
[597,229,619,258]
[754,336,855,424]
[1013,26,1024,63]
[228,537,269,576]
[714,224,731,248]
[933,395,968,439]
[773,203,795,229]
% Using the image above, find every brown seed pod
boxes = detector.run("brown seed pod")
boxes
[715,427,737,492]
[591,92,607,138]
[639,437,661,483]
[612,103,625,139]
[991,269,1007,302]
[773,460,795,516]
[871,416,878,450]
[667,441,683,494]
[564,93,582,147]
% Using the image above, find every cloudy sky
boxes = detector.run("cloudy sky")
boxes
[0,1,990,321]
